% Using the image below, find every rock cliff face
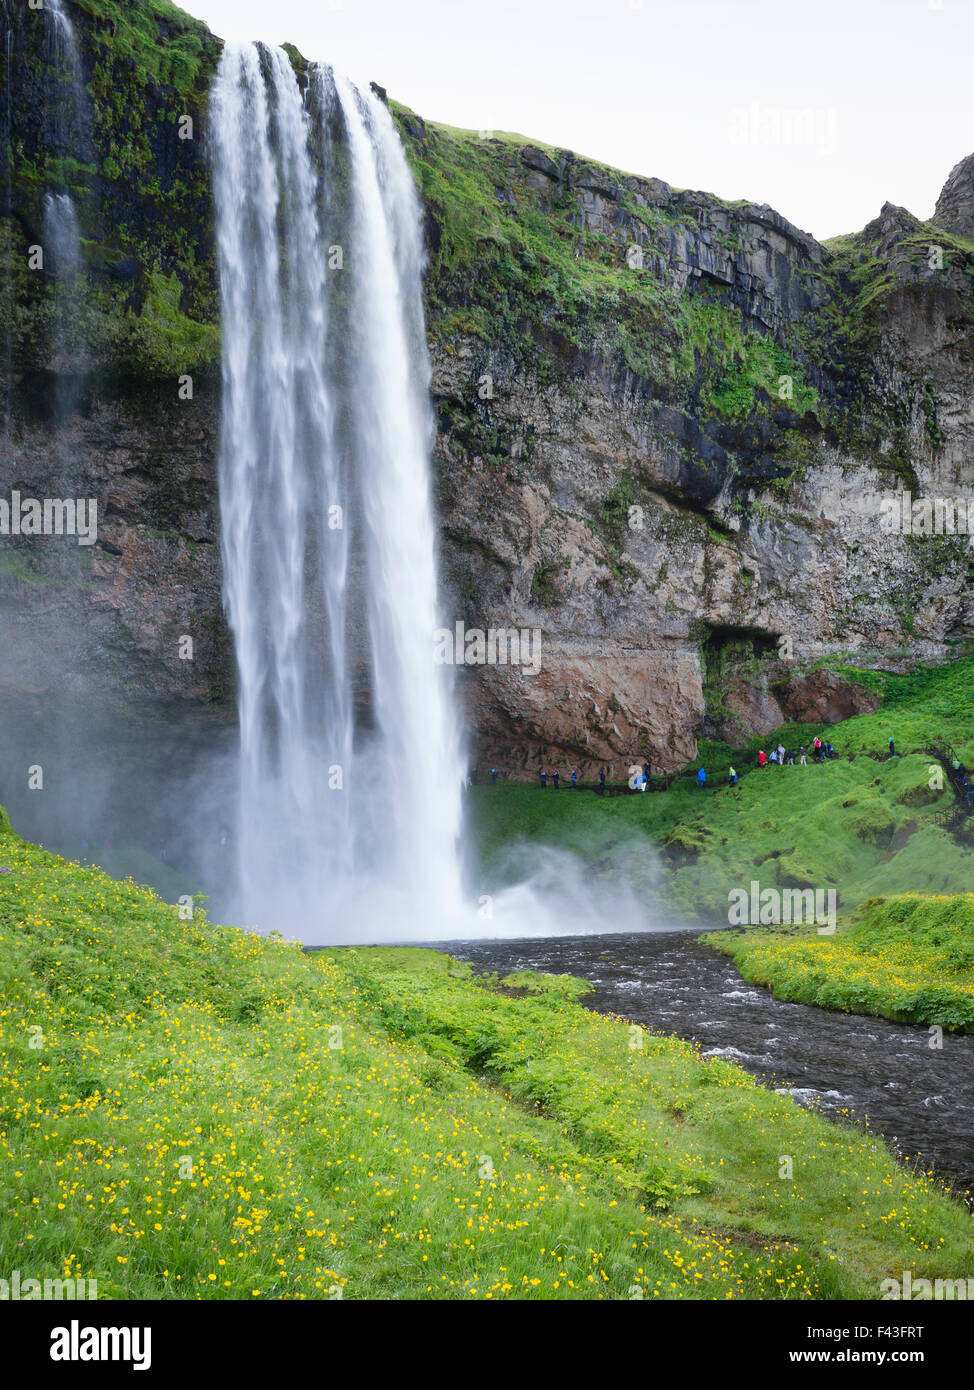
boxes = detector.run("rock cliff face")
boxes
[1,0,972,775]
[0,0,221,705]
[0,381,225,703]
[935,153,974,239]
[416,126,974,774]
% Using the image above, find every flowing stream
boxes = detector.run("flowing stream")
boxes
[443,930,974,1194]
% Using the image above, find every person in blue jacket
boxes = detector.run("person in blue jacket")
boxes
[696,767,707,789]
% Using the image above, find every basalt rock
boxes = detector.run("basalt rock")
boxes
[777,670,883,726]
[0,376,227,703]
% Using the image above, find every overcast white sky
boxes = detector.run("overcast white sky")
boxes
[183,0,974,240]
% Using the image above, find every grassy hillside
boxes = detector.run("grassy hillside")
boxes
[1,811,971,1300]
[466,654,974,923]
[705,894,974,1031]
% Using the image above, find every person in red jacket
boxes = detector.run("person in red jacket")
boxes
[758,749,767,767]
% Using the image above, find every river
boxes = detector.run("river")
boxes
[441,929,974,1197]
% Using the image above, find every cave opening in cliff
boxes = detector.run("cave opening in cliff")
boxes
[699,623,782,743]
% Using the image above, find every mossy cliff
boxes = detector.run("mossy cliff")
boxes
[0,0,223,703]
[1,0,220,380]
[399,118,974,774]
[1,0,972,769]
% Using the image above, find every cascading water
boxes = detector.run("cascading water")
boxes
[211,45,465,940]
[43,0,88,206]
[211,44,646,943]
[42,0,90,415]
[46,0,88,140]
[41,190,81,271]
[327,70,464,919]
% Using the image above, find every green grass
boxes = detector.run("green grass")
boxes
[465,653,974,923]
[677,296,819,420]
[2,814,971,1300]
[704,894,974,1032]
[327,946,974,1293]
[121,267,220,376]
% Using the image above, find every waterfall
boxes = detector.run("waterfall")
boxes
[48,0,77,53]
[44,0,90,176]
[42,190,82,279]
[46,0,88,143]
[42,189,83,422]
[210,45,465,940]
[42,0,89,410]
[2,1,14,444]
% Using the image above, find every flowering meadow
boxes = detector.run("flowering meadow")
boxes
[1,812,971,1300]
[707,893,974,1031]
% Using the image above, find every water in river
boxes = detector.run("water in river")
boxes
[442,929,974,1195]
